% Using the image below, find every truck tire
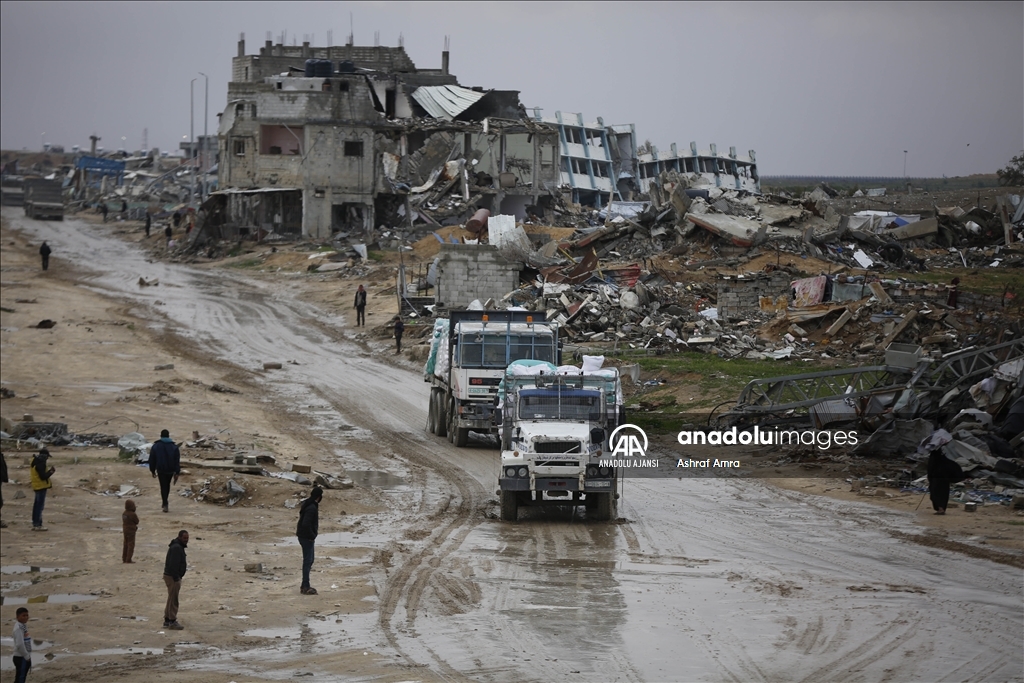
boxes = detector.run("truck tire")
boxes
[500,489,518,521]
[592,492,614,521]
[453,426,469,448]
[427,389,438,434]
[436,394,448,438]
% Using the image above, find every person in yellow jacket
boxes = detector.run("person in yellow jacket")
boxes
[29,449,55,531]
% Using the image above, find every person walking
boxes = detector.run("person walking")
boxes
[354,285,367,327]
[100,202,109,223]
[1,452,8,528]
[122,499,140,563]
[38,241,51,271]
[29,448,55,531]
[394,316,405,355]
[121,200,128,217]
[162,530,188,629]
[164,224,173,248]
[12,607,32,683]
[927,450,964,515]
[145,212,152,238]
[149,429,181,513]
[296,487,322,595]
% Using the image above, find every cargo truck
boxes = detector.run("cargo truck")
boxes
[23,178,64,220]
[424,310,558,447]
[497,362,624,522]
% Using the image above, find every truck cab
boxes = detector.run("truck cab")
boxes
[499,367,622,521]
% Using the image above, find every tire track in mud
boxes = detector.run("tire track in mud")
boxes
[315,384,489,679]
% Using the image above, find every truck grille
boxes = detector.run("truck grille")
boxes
[534,441,581,454]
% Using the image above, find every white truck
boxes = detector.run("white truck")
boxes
[424,310,559,447]
[498,362,625,522]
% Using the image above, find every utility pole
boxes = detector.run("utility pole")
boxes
[190,78,196,205]
[199,72,209,201]
[903,150,908,178]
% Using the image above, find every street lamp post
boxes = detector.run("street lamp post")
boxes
[199,72,209,202]
[190,78,196,205]
[41,132,45,152]
[903,150,908,178]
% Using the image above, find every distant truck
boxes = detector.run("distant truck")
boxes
[0,175,25,206]
[424,310,559,447]
[23,178,64,220]
[497,362,625,521]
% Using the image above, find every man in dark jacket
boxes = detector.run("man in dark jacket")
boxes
[354,285,367,327]
[394,316,404,355]
[39,242,51,271]
[927,450,964,515]
[144,212,152,238]
[149,429,181,513]
[162,530,188,629]
[296,487,323,595]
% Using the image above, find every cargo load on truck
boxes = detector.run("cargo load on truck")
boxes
[497,355,625,522]
[425,309,559,447]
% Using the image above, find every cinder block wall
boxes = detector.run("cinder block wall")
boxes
[717,273,792,318]
[437,245,522,309]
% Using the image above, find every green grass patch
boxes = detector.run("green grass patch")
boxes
[229,258,263,269]
[368,251,385,262]
[889,268,1024,300]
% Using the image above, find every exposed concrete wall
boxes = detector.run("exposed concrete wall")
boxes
[717,273,792,318]
[436,244,522,310]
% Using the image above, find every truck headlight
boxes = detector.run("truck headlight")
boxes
[505,467,516,478]
[598,466,611,477]
[586,466,599,478]
[517,467,528,478]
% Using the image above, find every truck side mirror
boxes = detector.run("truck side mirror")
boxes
[590,427,605,444]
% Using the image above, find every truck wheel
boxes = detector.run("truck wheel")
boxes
[436,394,448,438]
[593,493,614,521]
[454,426,469,448]
[427,390,437,434]
[500,490,518,521]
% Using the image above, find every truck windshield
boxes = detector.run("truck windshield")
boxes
[518,391,599,421]
[459,333,554,368]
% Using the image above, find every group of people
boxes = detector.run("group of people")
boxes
[353,284,404,353]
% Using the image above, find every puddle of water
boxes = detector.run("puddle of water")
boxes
[347,470,407,489]
[1,565,69,574]
[0,637,53,649]
[84,647,165,656]
[118,616,149,621]
[1,594,99,605]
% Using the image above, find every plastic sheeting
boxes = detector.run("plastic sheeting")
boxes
[423,318,450,380]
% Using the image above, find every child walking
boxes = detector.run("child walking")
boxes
[122,499,139,563]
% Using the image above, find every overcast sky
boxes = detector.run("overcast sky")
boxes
[1,1,1020,177]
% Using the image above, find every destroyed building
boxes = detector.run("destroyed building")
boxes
[637,142,759,195]
[214,36,560,239]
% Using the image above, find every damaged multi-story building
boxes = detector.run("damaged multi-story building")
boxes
[214,36,560,238]
[212,35,759,239]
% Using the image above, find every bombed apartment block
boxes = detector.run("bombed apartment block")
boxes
[638,142,759,195]
[214,35,558,239]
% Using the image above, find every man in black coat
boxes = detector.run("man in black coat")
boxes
[296,487,323,595]
[927,450,964,515]
[145,212,152,238]
[149,429,181,513]
[162,530,188,629]
[354,285,367,327]
[39,241,51,271]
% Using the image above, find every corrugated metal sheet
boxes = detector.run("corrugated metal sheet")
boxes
[411,85,486,121]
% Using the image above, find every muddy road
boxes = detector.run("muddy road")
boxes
[5,208,1023,682]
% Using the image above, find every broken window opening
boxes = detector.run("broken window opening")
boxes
[338,80,349,92]
[244,66,249,80]
[565,127,583,145]
[344,141,364,157]
[235,103,244,116]
[233,139,245,156]
[331,203,366,234]
[260,125,303,155]
[251,104,257,117]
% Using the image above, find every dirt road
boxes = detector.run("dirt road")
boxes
[1,208,1021,682]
